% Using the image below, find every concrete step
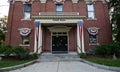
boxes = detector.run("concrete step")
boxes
[38,52,81,62]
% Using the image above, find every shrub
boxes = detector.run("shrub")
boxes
[13,46,30,60]
[0,45,13,57]
[29,53,38,59]
[79,53,86,58]
[0,45,4,54]
[95,41,120,57]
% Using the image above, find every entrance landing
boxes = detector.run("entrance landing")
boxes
[38,52,81,62]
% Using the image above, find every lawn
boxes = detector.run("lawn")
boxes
[0,60,32,68]
[86,57,120,67]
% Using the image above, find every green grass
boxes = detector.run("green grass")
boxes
[86,58,120,67]
[0,60,32,68]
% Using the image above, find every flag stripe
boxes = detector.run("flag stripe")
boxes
[35,21,40,42]
[78,21,83,40]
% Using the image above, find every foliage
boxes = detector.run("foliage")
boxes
[0,45,13,57]
[0,60,32,68]
[13,46,30,60]
[95,41,120,57]
[0,30,5,45]
[109,0,120,41]
[79,53,86,58]
[86,58,120,67]
[29,53,38,59]
[0,45,38,60]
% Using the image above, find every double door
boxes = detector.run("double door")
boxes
[52,32,68,53]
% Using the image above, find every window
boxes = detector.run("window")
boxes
[21,36,29,45]
[56,4,63,12]
[87,4,95,19]
[89,35,97,44]
[24,4,31,19]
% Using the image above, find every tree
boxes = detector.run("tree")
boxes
[0,16,7,45]
[110,0,120,42]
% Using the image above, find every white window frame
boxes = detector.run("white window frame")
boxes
[87,4,95,20]
[89,35,99,45]
[56,4,63,12]
[23,4,31,20]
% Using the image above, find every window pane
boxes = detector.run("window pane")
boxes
[24,12,30,19]
[22,36,29,45]
[56,5,63,12]
[88,12,95,19]
[24,4,31,12]
[87,4,94,11]
[89,35,97,44]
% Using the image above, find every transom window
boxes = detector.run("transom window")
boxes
[52,32,67,36]
[56,4,63,12]
[24,4,31,19]
[87,4,95,19]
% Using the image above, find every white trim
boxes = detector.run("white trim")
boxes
[37,19,82,24]
[19,44,30,46]
[49,27,71,53]
[72,0,79,3]
[51,33,68,53]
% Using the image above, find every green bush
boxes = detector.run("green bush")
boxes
[79,53,86,58]
[29,53,38,59]
[13,46,30,60]
[0,45,13,57]
[95,41,120,57]
[0,45,38,60]
[0,45,4,54]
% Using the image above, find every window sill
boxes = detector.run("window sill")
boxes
[21,19,31,21]
[19,44,30,46]
[87,18,97,20]
[89,43,99,45]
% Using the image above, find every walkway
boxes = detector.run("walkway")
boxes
[9,52,115,72]
[9,61,115,72]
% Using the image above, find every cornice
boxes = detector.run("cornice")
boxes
[11,0,106,4]
[32,15,86,19]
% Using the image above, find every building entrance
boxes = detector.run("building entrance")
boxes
[52,32,68,53]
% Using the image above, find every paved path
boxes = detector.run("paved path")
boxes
[9,61,115,72]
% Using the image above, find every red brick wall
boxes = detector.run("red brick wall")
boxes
[6,0,112,52]
[42,27,51,52]
[68,26,77,51]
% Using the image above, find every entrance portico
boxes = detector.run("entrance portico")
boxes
[32,12,85,54]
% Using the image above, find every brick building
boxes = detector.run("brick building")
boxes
[5,0,112,54]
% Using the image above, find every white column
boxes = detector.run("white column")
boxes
[77,25,81,53]
[81,26,85,53]
[38,24,42,54]
[34,27,37,53]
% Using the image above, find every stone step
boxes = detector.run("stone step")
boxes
[38,52,81,62]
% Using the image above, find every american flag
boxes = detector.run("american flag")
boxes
[35,21,40,42]
[78,21,83,40]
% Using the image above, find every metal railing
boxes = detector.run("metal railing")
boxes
[39,12,79,16]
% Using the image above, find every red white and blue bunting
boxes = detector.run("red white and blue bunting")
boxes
[88,27,99,35]
[25,0,31,3]
[54,0,64,4]
[19,28,31,36]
